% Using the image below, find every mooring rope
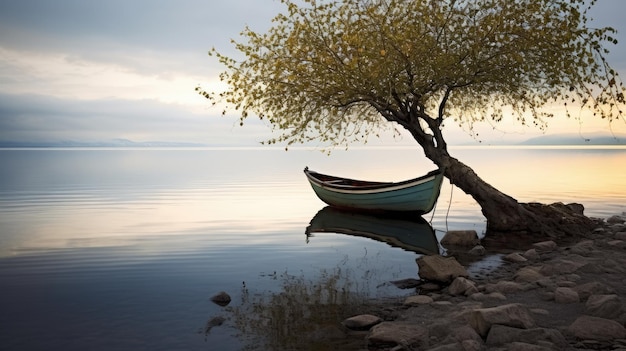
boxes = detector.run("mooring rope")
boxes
[429,193,438,224]
[430,171,454,234]
[445,179,453,233]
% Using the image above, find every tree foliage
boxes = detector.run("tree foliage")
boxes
[199,0,625,149]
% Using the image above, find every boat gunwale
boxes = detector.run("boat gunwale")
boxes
[303,167,442,194]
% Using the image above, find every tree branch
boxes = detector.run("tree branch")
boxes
[438,86,452,121]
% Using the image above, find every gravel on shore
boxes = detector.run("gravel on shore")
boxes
[340,214,626,350]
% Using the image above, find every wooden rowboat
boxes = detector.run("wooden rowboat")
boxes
[303,167,444,214]
[305,206,440,255]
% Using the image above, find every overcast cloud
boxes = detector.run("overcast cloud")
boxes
[0,0,625,146]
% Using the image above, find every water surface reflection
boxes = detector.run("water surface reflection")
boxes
[306,206,441,255]
[1,147,625,350]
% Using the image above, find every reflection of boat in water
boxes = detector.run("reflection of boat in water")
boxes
[305,206,440,255]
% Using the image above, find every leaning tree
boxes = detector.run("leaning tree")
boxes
[198,0,625,238]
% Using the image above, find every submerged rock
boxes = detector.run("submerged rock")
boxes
[204,316,226,335]
[390,278,421,289]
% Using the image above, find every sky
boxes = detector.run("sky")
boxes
[0,0,625,147]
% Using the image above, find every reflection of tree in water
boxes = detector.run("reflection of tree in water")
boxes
[230,259,388,351]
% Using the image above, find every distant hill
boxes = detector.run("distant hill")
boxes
[0,139,209,148]
[520,133,626,146]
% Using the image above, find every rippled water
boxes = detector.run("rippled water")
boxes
[1,147,625,350]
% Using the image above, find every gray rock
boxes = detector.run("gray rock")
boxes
[566,202,586,215]
[573,281,615,301]
[607,215,626,224]
[485,325,567,348]
[585,294,624,320]
[615,231,626,241]
[342,314,382,330]
[468,245,486,256]
[554,287,579,304]
[505,342,553,351]
[390,278,421,289]
[530,308,550,316]
[420,282,443,291]
[504,252,528,263]
[468,292,487,301]
[607,240,626,249]
[532,240,557,252]
[569,240,595,256]
[451,325,483,344]
[485,280,523,294]
[514,267,544,283]
[568,315,626,341]
[609,223,626,233]
[428,319,457,341]
[403,295,433,306]
[449,276,478,296]
[487,292,507,300]
[367,322,429,349]
[522,248,539,261]
[441,230,480,247]
[601,258,625,274]
[417,255,468,283]
[426,343,462,351]
[210,291,231,306]
[461,339,482,351]
[540,258,587,276]
[469,303,536,337]
[556,280,576,287]
[432,300,454,308]
[535,277,556,289]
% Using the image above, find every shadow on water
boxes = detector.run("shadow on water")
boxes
[305,206,441,255]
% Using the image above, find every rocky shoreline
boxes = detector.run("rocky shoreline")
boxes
[339,213,626,350]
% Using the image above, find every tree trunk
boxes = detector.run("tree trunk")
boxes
[388,111,595,240]
[424,146,596,240]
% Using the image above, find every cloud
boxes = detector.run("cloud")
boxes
[0,93,272,145]
[0,0,288,145]
[0,0,624,146]
[0,0,282,76]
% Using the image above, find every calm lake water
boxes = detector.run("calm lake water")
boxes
[1,146,625,350]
